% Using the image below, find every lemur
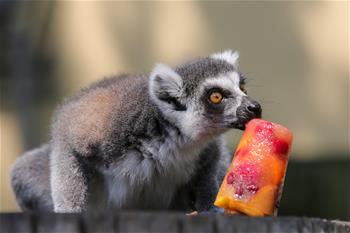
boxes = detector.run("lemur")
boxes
[11,50,262,213]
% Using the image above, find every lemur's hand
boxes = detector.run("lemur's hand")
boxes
[186,211,198,216]
[186,206,225,215]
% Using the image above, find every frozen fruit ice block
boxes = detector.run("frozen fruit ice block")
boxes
[214,119,293,216]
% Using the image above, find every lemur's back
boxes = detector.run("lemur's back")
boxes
[51,74,151,158]
[11,74,150,211]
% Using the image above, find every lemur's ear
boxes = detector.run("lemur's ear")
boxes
[210,50,239,68]
[149,64,183,102]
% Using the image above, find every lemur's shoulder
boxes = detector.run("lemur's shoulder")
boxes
[51,74,148,156]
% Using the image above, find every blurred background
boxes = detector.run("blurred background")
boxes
[0,1,349,220]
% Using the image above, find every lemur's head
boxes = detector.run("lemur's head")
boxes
[149,50,262,141]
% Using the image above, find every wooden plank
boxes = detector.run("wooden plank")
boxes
[182,214,216,233]
[330,220,350,233]
[0,213,33,233]
[268,217,300,233]
[216,215,272,232]
[36,213,81,233]
[82,212,115,233]
[1,212,349,233]
[116,211,181,233]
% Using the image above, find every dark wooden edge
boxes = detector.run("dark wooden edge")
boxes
[1,212,349,233]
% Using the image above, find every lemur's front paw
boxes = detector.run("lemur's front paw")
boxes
[186,206,224,215]
[186,211,199,216]
[199,206,224,215]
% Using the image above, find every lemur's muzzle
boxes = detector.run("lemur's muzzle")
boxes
[235,96,262,130]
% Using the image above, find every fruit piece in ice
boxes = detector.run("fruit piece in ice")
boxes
[214,119,293,216]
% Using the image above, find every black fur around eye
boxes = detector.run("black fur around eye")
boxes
[202,88,228,114]
[206,87,230,100]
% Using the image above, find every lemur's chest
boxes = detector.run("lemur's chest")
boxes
[102,136,205,209]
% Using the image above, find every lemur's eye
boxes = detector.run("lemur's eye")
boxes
[239,84,247,94]
[209,92,223,104]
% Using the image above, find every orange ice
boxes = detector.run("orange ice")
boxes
[214,119,293,216]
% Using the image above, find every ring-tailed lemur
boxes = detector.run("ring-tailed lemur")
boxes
[11,50,262,213]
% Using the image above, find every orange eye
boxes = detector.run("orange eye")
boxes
[209,92,223,104]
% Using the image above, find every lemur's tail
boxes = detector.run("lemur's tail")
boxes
[10,144,54,211]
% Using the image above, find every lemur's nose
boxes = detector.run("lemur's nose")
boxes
[247,101,262,117]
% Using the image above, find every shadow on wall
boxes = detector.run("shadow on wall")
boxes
[280,159,350,220]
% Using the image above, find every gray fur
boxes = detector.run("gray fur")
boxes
[175,57,235,95]
[10,144,53,211]
[11,50,261,212]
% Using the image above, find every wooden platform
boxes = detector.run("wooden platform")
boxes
[1,212,350,233]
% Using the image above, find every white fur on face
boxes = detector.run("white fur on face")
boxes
[175,73,244,141]
[180,103,202,139]
[210,50,239,68]
[148,62,246,142]
[169,72,248,141]
[196,72,247,128]
[201,72,246,97]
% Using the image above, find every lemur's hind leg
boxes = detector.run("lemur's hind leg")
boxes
[50,146,89,212]
[11,144,53,211]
